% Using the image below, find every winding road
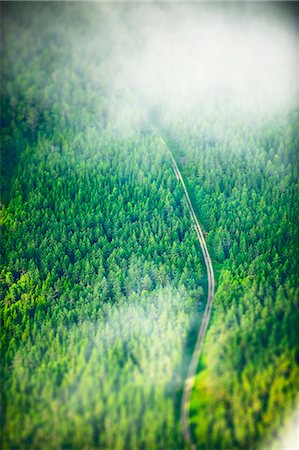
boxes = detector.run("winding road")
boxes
[159,136,215,449]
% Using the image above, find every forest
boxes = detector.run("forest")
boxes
[161,111,299,449]
[1,3,298,450]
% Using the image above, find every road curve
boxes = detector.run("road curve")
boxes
[160,136,215,449]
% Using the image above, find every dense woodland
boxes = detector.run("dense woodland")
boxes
[1,3,299,450]
[163,112,299,448]
[1,4,205,449]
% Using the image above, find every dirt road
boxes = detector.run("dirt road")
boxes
[160,137,215,449]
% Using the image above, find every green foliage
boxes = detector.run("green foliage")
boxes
[1,3,298,450]
[1,4,204,449]
[168,112,299,449]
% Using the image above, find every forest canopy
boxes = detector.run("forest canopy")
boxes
[1,2,298,450]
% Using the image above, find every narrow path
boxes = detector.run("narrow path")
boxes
[159,136,215,449]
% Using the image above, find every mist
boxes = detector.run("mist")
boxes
[100,2,299,123]
[8,286,196,448]
[2,2,298,449]
[6,3,297,128]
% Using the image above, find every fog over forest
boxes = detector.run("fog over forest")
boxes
[1,2,298,450]
[88,3,298,123]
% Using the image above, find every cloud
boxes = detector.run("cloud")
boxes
[109,3,298,119]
